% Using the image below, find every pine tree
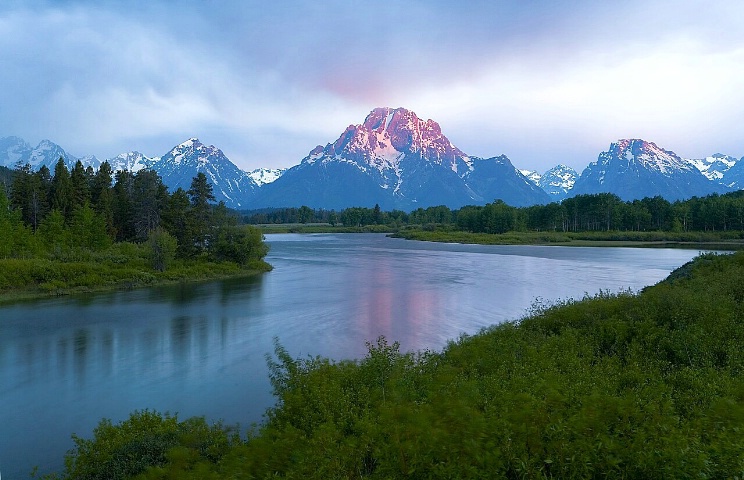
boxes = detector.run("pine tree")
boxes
[50,157,73,222]
[91,161,114,235]
[132,169,167,241]
[112,169,135,241]
[186,172,215,253]
[70,160,91,210]
[162,187,191,258]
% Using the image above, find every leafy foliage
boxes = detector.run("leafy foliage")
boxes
[61,410,239,480]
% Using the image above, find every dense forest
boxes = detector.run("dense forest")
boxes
[0,159,269,297]
[43,250,744,478]
[245,191,744,234]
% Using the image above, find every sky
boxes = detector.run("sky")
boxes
[1,0,743,173]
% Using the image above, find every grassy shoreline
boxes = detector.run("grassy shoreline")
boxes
[390,229,744,249]
[257,223,395,234]
[0,257,272,304]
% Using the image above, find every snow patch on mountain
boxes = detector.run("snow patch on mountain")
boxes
[520,170,542,184]
[107,151,160,173]
[686,153,738,183]
[538,164,578,200]
[248,167,286,186]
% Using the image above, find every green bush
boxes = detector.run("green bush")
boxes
[61,410,238,480]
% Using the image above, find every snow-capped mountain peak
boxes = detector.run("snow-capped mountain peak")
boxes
[153,138,257,207]
[304,107,472,177]
[572,139,719,201]
[607,139,693,175]
[248,167,286,186]
[537,164,578,201]
[107,151,159,173]
[255,107,550,210]
[686,153,738,182]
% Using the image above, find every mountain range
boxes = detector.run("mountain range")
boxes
[1,108,742,209]
[249,107,548,210]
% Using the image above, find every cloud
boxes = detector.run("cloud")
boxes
[1,0,743,171]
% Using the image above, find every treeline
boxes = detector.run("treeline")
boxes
[246,191,744,234]
[2,158,268,275]
[49,251,744,478]
[245,204,454,228]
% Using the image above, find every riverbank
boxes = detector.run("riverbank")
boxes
[390,229,744,250]
[0,254,272,304]
[257,223,395,234]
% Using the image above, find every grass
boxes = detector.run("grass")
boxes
[391,229,744,249]
[0,245,272,304]
[257,223,396,234]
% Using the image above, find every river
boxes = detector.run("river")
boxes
[0,233,710,477]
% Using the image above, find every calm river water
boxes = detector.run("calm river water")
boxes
[0,233,710,477]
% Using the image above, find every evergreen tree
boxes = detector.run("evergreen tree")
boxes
[90,161,113,205]
[132,169,167,241]
[186,172,215,253]
[162,187,191,258]
[10,163,33,223]
[34,164,52,228]
[112,170,135,241]
[70,160,91,210]
[91,161,115,235]
[50,157,73,221]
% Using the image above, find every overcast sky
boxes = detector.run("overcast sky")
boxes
[1,0,743,172]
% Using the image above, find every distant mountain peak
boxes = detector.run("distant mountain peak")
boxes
[572,138,718,201]
[607,139,693,175]
[537,164,578,201]
[686,152,738,182]
[108,151,159,173]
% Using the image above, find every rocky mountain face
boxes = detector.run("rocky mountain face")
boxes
[685,153,742,190]
[248,107,549,210]
[150,138,258,208]
[107,151,160,173]
[0,136,84,170]
[721,157,744,190]
[571,139,724,201]
[520,170,541,184]
[537,164,578,201]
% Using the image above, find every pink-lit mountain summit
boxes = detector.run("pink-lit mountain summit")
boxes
[307,107,469,173]
[252,107,548,210]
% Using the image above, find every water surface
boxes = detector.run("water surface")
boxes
[0,234,710,476]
